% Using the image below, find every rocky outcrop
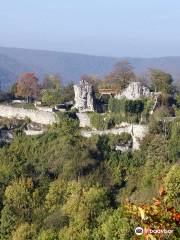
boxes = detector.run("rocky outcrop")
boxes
[115,81,151,100]
[74,80,95,112]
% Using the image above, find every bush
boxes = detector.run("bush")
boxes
[90,113,115,130]
[108,98,126,113]
[108,133,132,149]
[125,100,144,113]
[149,106,175,134]
[108,98,144,114]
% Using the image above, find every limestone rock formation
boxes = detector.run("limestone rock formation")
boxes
[115,81,151,100]
[74,80,95,112]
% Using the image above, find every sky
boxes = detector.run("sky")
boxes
[0,0,180,57]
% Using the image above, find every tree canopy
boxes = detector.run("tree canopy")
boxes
[16,73,40,99]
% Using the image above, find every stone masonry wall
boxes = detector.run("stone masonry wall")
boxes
[0,105,56,125]
[81,123,148,150]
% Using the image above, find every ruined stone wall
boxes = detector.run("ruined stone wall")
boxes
[81,123,148,150]
[76,113,91,128]
[0,105,56,125]
[115,81,151,100]
[74,80,95,112]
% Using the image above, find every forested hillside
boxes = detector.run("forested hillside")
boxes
[0,66,179,239]
[0,46,180,89]
[0,111,179,239]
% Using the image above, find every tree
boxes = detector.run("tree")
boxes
[16,73,39,98]
[41,89,62,106]
[125,191,180,239]
[60,82,74,103]
[12,223,37,240]
[42,75,62,90]
[10,83,18,98]
[150,69,173,94]
[149,106,174,134]
[92,209,133,240]
[59,225,90,240]
[38,229,58,240]
[62,184,109,227]
[0,206,17,240]
[16,73,40,99]
[45,178,68,212]
[168,119,180,162]
[4,178,34,221]
[41,75,63,105]
[164,164,180,207]
[106,60,135,90]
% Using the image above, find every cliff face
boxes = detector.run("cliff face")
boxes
[115,82,151,100]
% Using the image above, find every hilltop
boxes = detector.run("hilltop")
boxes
[0,46,180,89]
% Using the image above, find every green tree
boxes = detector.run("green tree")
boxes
[4,178,35,222]
[0,206,17,240]
[59,224,90,240]
[41,75,62,105]
[10,82,18,98]
[42,75,62,90]
[61,82,74,103]
[168,119,180,162]
[164,164,180,208]
[62,184,109,227]
[41,89,62,106]
[45,178,68,212]
[150,69,173,94]
[93,209,133,240]
[12,223,37,240]
[38,229,58,240]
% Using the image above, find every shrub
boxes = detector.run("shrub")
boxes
[108,98,126,113]
[90,113,115,130]
[108,98,144,114]
[108,133,132,149]
[125,100,144,113]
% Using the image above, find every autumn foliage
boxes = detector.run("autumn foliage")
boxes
[125,188,180,240]
[16,73,39,99]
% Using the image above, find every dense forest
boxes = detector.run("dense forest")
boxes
[0,62,179,240]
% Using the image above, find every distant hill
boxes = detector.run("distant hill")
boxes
[0,46,180,89]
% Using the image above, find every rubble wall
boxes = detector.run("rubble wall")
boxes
[0,105,56,125]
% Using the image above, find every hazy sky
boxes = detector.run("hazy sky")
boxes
[0,0,180,57]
